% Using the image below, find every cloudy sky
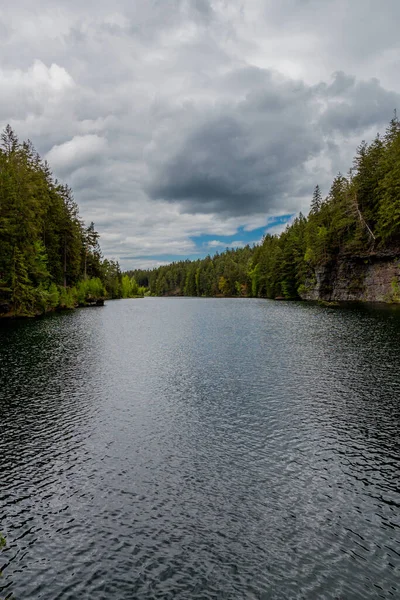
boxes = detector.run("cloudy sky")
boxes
[1,1,400,269]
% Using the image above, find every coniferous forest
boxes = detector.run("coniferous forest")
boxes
[131,115,400,301]
[0,125,144,317]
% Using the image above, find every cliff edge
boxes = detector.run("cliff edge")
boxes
[299,253,400,303]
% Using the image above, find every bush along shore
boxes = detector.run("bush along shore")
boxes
[0,126,146,318]
[130,115,400,304]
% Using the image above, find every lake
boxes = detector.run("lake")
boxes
[1,298,400,599]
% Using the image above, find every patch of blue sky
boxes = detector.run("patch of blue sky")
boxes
[128,214,295,266]
[192,214,295,253]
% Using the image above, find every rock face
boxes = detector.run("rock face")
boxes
[299,255,400,303]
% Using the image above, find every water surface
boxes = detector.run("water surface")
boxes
[1,298,400,599]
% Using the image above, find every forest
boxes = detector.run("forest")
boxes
[131,115,400,300]
[0,126,144,317]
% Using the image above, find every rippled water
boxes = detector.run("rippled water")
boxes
[1,298,400,599]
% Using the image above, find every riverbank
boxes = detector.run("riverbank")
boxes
[0,297,105,319]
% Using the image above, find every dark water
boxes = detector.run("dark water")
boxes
[1,299,400,599]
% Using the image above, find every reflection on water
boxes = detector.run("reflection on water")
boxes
[1,299,400,599]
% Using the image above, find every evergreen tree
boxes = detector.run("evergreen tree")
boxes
[11,247,34,315]
[310,185,322,214]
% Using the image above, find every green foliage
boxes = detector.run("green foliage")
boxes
[310,185,322,214]
[48,283,60,308]
[31,240,50,284]
[390,277,400,303]
[59,286,77,309]
[102,259,122,298]
[235,281,242,296]
[121,275,134,298]
[377,132,400,242]
[11,247,35,315]
[119,274,146,298]
[0,125,129,316]
[76,278,106,304]
[249,264,259,297]
[129,246,253,298]
[34,283,56,313]
[121,275,131,298]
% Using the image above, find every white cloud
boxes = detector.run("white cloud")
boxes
[0,60,75,120]
[206,240,226,248]
[45,135,108,174]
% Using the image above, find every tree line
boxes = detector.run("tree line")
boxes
[130,114,400,299]
[0,125,143,316]
[131,246,255,297]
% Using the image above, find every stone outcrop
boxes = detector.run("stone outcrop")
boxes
[299,254,400,303]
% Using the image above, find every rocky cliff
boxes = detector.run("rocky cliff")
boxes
[299,253,400,303]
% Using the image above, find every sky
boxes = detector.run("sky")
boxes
[1,0,400,270]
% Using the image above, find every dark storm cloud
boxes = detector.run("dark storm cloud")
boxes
[319,72,400,134]
[147,68,400,216]
[147,115,319,215]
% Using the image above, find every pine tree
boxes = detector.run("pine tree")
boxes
[1,124,18,156]
[310,185,322,214]
[384,109,400,145]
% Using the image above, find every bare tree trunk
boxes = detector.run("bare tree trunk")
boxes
[352,194,376,244]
